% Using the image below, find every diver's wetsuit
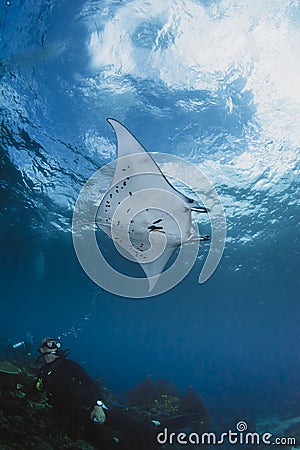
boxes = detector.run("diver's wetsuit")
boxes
[38,357,98,412]
[37,356,159,450]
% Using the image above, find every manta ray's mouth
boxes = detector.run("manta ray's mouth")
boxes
[148,225,164,232]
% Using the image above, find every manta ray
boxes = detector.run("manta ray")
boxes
[95,119,210,287]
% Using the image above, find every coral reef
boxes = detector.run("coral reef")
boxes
[0,350,210,449]
[154,394,180,414]
[0,361,21,374]
[126,376,210,434]
[127,375,179,408]
[179,386,210,419]
[0,359,96,449]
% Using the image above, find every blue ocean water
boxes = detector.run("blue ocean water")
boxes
[0,0,299,431]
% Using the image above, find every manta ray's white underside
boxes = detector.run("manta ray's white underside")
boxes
[96,119,208,290]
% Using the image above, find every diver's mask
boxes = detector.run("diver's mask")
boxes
[36,337,63,362]
[41,338,62,351]
[36,337,71,365]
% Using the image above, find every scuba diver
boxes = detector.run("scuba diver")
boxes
[36,337,210,449]
[36,337,161,449]
[36,337,106,423]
